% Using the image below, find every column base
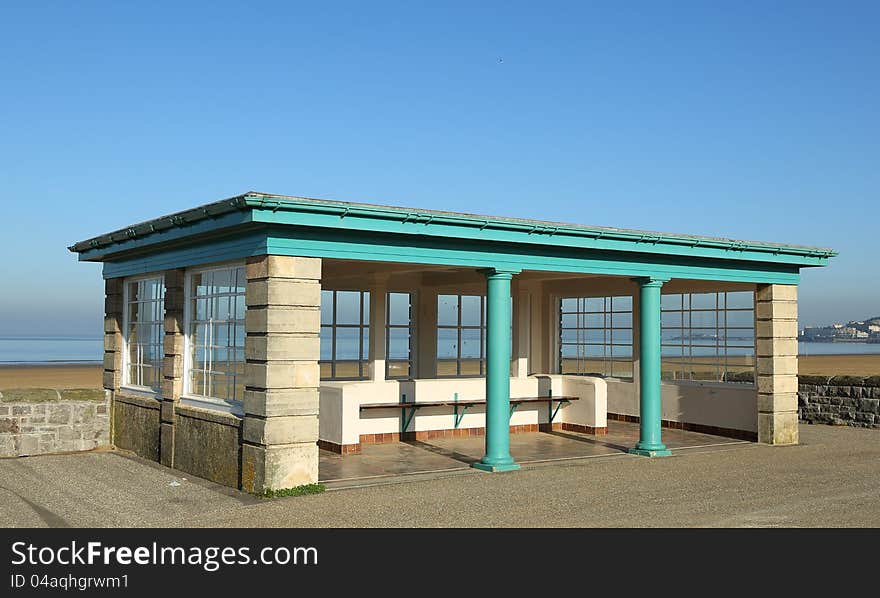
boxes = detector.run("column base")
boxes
[471,460,521,473]
[628,447,672,457]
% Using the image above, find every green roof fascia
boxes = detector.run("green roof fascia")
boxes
[245,198,833,267]
[69,192,837,268]
[73,208,254,262]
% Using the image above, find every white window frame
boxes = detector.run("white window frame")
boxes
[121,273,166,398]
[182,261,246,415]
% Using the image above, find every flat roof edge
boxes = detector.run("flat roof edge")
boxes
[68,191,838,260]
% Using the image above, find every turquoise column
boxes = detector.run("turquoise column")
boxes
[473,268,521,472]
[629,277,672,457]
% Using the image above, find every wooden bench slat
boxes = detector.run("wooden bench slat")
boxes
[359,396,578,410]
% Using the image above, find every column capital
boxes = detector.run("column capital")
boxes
[479,267,521,279]
[632,276,670,288]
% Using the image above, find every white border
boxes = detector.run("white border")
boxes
[182,260,246,412]
[120,272,165,398]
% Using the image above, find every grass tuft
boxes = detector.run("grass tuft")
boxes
[259,483,326,498]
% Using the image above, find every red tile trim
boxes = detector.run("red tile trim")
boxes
[606,412,757,442]
[558,422,609,435]
[359,423,551,444]
[317,439,361,454]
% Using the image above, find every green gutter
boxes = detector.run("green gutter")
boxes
[69,191,838,260]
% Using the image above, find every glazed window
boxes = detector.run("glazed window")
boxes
[123,276,165,392]
[661,291,755,384]
[386,292,414,379]
[185,265,246,406]
[559,296,633,379]
[436,294,487,377]
[320,290,370,380]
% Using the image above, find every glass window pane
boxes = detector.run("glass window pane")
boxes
[726,291,753,309]
[320,327,333,360]
[335,327,361,359]
[584,313,604,328]
[612,296,632,312]
[437,295,458,326]
[612,312,632,328]
[437,328,458,359]
[691,293,717,310]
[335,291,362,325]
[387,327,411,360]
[320,290,334,325]
[460,328,481,358]
[726,310,754,328]
[583,297,604,312]
[460,296,482,326]
[561,298,578,312]
[388,293,411,326]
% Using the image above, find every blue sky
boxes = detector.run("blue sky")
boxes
[0,1,876,337]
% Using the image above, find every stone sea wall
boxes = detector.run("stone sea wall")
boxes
[798,375,880,429]
[0,389,110,457]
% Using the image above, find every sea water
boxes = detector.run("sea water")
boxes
[1,336,878,365]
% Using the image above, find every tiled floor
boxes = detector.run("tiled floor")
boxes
[319,420,749,485]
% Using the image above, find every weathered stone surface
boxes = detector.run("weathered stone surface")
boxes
[756,338,798,358]
[758,392,798,413]
[241,442,318,493]
[245,335,320,361]
[755,319,799,339]
[243,388,319,417]
[160,422,175,467]
[246,255,322,281]
[755,284,798,302]
[245,279,321,308]
[798,379,880,429]
[245,361,320,390]
[755,301,798,321]
[113,398,160,462]
[757,356,798,376]
[162,354,184,378]
[0,394,110,457]
[242,415,318,445]
[161,377,183,401]
[758,411,799,445]
[758,374,798,394]
[163,334,184,356]
[245,307,320,334]
[174,407,242,489]
[103,370,119,391]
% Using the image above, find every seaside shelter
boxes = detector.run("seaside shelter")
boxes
[69,192,835,493]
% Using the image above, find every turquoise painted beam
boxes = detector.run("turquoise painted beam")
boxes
[99,225,803,284]
[265,229,801,284]
[101,233,269,278]
[250,208,829,268]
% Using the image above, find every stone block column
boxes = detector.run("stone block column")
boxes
[103,278,124,393]
[756,283,799,445]
[160,268,185,467]
[241,255,322,493]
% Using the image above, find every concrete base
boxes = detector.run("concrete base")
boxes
[471,461,521,473]
[628,447,672,457]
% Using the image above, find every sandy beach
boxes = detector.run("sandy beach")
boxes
[0,363,102,389]
[0,354,878,389]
